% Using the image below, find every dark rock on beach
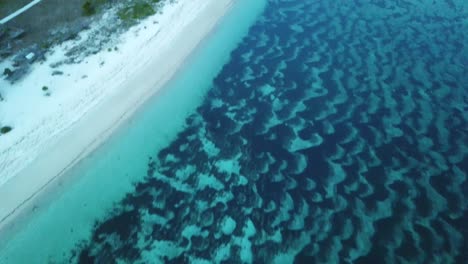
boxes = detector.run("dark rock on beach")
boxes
[52,70,64,76]
[3,67,13,77]
[5,65,28,83]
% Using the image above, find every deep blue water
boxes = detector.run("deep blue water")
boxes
[74,0,467,263]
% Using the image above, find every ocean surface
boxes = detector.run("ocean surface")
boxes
[1,0,467,263]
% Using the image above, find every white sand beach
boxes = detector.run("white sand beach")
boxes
[0,0,233,234]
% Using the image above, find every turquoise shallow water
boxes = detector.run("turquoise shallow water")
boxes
[0,0,266,262]
[2,0,468,263]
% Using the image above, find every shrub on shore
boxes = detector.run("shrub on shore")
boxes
[82,1,96,16]
[81,0,160,22]
[118,1,155,21]
[1,126,12,134]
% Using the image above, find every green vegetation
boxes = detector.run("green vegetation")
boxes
[82,1,96,16]
[81,0,108,16]
[81,0,161,21]
[1,126,12,134]
[118,1,155,22]
[42,86,48,91]
[40,40,52,49]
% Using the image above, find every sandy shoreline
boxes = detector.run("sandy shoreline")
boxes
[0,0,233,237]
